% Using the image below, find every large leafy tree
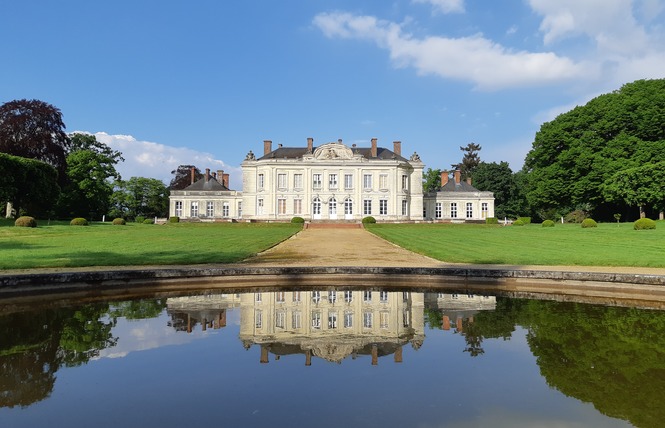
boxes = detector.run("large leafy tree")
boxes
[473,161,526,218]
[110,177,169,219]
[0,153,59,217]
[452,142,482,180]
[0,99,70,179]
[169,165,202,190]
[55,133,124,219]
[422,167,443,193]
[602,161,665,218]
[523,78,665,220]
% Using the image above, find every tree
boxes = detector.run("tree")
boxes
[602,161,665,218]
[0,153,59,217]
[0,99,70,179]
[452,142,481,180]
[110,177,169,219]
[422,168,443,193]
[169,165,202,190]
[522,79,665,220]
[473,161,526,218]
[55,133,124,219]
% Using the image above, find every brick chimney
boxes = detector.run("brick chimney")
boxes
[393,140,401,156]
[454,170,461,184]
[263,140,272,155]
[222,173,230,188]
[217,170,224,181]
[371,138,378,158]
[190,167,196,185]
[440,171,449,187]
[205,168,210,182]
[307,137,313,153]
[466,177,472,185]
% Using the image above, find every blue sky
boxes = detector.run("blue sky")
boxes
[2,0,664,189]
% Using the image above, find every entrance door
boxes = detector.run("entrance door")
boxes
[344,198,353,220]
[312,197,322,220]
[329,198,337,220]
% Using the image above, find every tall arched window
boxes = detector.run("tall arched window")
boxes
[329,198,337,216]
[344,198,353,215]
[312,197,321,215]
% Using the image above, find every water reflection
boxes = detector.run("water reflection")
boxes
[2,289,664,427]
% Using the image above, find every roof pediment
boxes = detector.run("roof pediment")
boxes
[312,142,355,161]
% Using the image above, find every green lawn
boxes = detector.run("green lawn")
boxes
[0,220,301,270]
[366,222,665,268]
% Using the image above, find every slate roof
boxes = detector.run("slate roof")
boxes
[436,180,481,193]
[257,146,409,162]
[184,176,231,191]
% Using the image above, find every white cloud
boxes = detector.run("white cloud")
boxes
[313,12,591,90]
[412,0,465,14]
[76,132,242,190]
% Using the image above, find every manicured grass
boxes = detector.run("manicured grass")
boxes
[366,222,665,267]
[0,220,301,270]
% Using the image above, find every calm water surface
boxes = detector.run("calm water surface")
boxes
[1,287,663,428]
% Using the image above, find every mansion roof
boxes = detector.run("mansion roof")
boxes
[183,176,230,192]
[256,145,409,162]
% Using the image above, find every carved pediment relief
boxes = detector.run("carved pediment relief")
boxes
[312,142,354,160]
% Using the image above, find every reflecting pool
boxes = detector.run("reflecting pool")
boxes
[2,288,664,427]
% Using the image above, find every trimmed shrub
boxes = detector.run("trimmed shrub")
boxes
[112,218,126,225]
[169,216,180,223]
[15,216,37,228]
[291,216,305,224]
[143,218,154,224]
[135,216,146,223]
[512,219,526,226]
[362,216,377,224]
[581,218,597,228]
[541,219,555,227]
[70,217,89,226]
[517,217,531,224]
[485,217,499,225]
[634,218,656,230]
[565,210,587,223]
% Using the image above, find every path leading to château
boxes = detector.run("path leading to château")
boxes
[241,225,443,267]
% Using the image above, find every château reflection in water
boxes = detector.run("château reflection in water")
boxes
[2,288,664,428]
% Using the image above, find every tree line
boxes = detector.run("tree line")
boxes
[425,78,665,222]
[0,99,169,220]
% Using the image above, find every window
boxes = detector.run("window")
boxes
[313,173,322,189]
[174,201,183,217]
[276,291,285,302]
[258,173,264,190]
[402,174,408,190]
[344,198,353,215]
[293,199,302,215]
[344,311,353,328]
[222,202,229,217]
[190,201,199,217]
[328,291,337,303]
[466,202,473,218]
[257,198,264,215]
[312,311,321,329]
[276,311,286,329]
[312,197,321,215]
[238,202,242,218]
[379,174,388,190]
[363,174,372,190]
[363,199,372,215]
[255,293,262,302]
[403,292,410,302]
[205,201,214,217]
[363,311,373,328]
[255,310,262,328]
[363,291,372,302]
[312,291,321,304]
[293,291,301,302]
[278,198,287,215]
[379,200,388,215]
[329,173,338,189]
[435,202,442,219]
[380,312,389,329]
[294,174,303,190]
[403,310,410,327]
[328,311,338,329]
[344,291,353,303]
[380,291,388,302]
[451,202,458,218]
[329,198,337,216]
[292,311,302,329]
[401,199,408,216]
[344,174,353,189]
[277,173,287,190]
[482,202,488,218]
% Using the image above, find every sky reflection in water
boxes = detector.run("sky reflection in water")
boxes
[2,289,662,428]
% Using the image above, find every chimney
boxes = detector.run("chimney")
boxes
[205,168,210,182]
[190,167,196,185]
[217,170,224,181]
[338,138,342,144]
[440,171,449,187]
[454,170,461,184]
[278,143,283,148]
[222,173,230,188]
[263,140,272,155]
[393,141,401,156]
[307,137,313,153]
[212,172,217,179]
[466,177,472,185]
[371,138,378,158]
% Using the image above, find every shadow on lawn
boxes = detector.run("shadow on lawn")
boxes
[56,248,255,267]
